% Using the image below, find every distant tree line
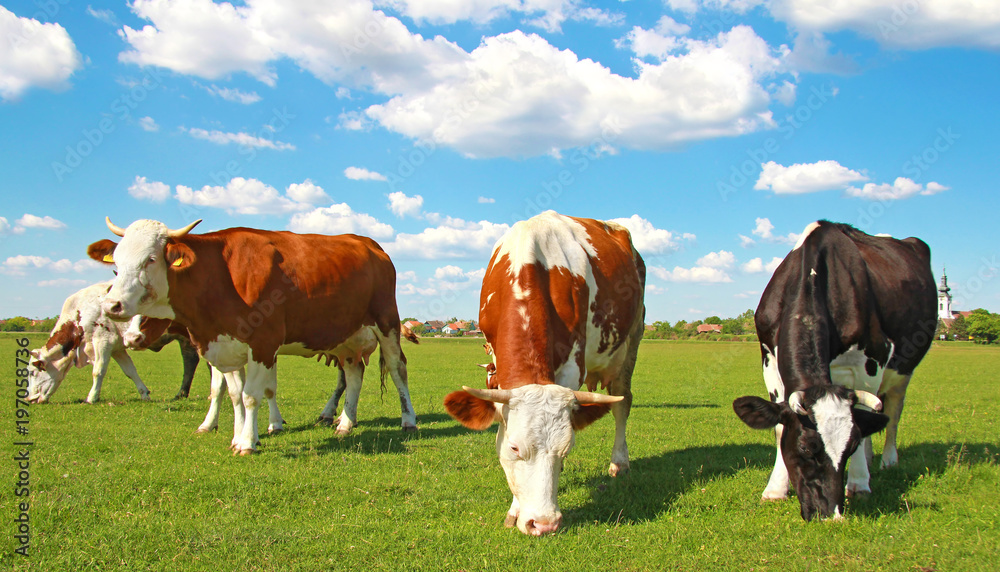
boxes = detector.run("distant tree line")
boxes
[937,309,1000,344]
[643,309,757,341]
[0,316,57,333]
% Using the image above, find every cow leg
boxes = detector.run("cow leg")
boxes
[197,367,228,433]
[762,424,790,500]
[266,386,284,434]
[236,361,274,455]
[226,368,247,450]
[111,350,150,401]
[608,391,632,477]
[375,329,418,431]
[879,370,911,468]
[85,350,112,404]
[846,440,873,495]
[335,360,365,436]
[176,340,200,399]
[318,367,347,425]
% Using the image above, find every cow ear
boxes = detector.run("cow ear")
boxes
[444,390,500,430]
[733,396,783,429]
[571,403,613,431]
[853,408,890,438]
[165,241,196,271]
[87,240,118,264]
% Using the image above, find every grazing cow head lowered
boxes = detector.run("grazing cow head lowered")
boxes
[733,386,889,521]
[445,384,621,536]
[87,217,201,321]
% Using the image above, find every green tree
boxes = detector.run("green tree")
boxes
[966,309,1000,344]
[2,316,32,332]
[950,314,968,340]
[704,316,722,325]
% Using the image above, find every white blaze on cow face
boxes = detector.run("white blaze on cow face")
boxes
[810,392,855,468]
[497,384,577,536]
[103,220,175,321]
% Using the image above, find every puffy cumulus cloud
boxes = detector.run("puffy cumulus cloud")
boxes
[755,160,868,194]
[184,127,294,150]
[750,217,799,244]
[385,219,510,260]
[14,214,67,232]
[345,167,387,181]
[204,84,261,104]
[608,215,693,256]
[129,176,172,202]
[175,177,323,215]
[614,16,691,61]
[287,203,394,238]
[119,1,793,159]
[0,217,10,235]
[38,278,90,288]
[138,116,160,132]
[696,250,735,268]
[379,0,623,33]
[387,192,424,218]
[286,180,330,204]
[433,265,486,282]
[769,0,1000,51]
[741,256,784,274]
[0,6,82,101]
[845,177,949,201]
[397,264,486,299]
[645,284,668,295]
[2,255,98,276]
[649,264,733,283]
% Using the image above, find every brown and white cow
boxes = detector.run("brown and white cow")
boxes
[444,211,645,536]
[27,281,150,403]
[88,218,417,454]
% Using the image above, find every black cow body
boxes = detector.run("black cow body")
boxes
[734,221,936,520]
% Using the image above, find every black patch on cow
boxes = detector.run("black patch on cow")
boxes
[768,389,778,403]
[865,357,879,377]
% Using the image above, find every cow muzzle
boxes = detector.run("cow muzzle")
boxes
[523,515,562,536]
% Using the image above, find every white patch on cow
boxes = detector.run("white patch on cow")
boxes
[762,344,783,403]
[511,279,531,300]
[829,343,893,395]
[792,221,822,251]
[203,336,250,372]
[874,233,893,238]
[493,211,596,278]
[810,268,818,277]
[103,219,175,320]
[811,392,854,467]
[554,342,585,389]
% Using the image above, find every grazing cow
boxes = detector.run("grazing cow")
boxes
[88,218,418,454]
[27,282,150,403]
[733,221,936,521]
[444,211,645,536]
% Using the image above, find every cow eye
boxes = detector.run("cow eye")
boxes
[509,444,520,456]
[145,257,156,266]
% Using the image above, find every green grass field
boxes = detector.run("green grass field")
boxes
[2,335,997,571]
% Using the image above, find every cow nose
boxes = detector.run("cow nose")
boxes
[106,300,124,316]
[525,518,561,536]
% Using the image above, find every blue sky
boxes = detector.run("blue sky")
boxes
[2,0,998,323]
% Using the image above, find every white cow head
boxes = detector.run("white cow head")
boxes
[87,218,200,321]
[26,345,81,403]
[444,384,621,536]
[122,314,148,350]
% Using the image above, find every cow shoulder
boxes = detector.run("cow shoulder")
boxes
[219,230,281,307]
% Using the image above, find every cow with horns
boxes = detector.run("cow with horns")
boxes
[733,221,936,521]
[88,218,418,454]
[444,211,645,536]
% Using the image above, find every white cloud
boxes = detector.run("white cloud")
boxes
[750,217,799,244]
[128,176,171,202]
[478,196,496,204]
[205,84,261,104]
[387,192,424,219]
[755,160,869,194]
[397,270,418,282]
[385,219,510,260]
[741,256,784,274]
[15,214,67,231]
[38,278,90,288]
[649,264,733,283]
[734,289,759,299]
[739,234,756,248]
[175,177,320,215]
[288,203,394,238]
[87,6,118,26]
[0,6,82,101]
[118,2,793,159]
[138,116,160,132]
[615,16,691,61]
[381,0,623,33]
[845,177,949,201]
[184,127,294,150]
[345,167,388,181]
[0,217,10,235]
[609,215,690,256]
[697,250,736,269]
[645,284,668,295]
[2,255,98,276]
[286,180,330,205]
[769,0,1000,51]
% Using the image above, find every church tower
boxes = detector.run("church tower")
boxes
[938,267,953,320]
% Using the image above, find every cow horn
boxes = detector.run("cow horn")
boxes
[462,386,512,404]
[167,219,202,238]
[787,391,808,415]
[573,391,625,405]
[106,217,126,237]
[854,390,883,412]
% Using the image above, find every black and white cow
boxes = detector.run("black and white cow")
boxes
[733,221,936,521]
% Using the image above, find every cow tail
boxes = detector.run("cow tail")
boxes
[401,324,419,344]
[379,346,388,403]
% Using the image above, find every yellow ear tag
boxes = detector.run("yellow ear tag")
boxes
[103,254,114,263]
[172,258,184,267]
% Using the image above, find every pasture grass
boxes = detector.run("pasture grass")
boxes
[2,335,997,571]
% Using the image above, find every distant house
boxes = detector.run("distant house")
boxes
[442,322,464,335]
[464,329,482,337]
[403,320,423,330]
[423,320,445,333]
[696,324,723,334]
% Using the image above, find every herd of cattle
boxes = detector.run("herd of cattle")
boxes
[25,211,937,533]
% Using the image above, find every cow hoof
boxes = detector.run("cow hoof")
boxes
[335,427,352,437]
[504,513,518,528]
[196,426,216,434]
[267,426,283,435]
[140,394,151,402]
[238,448,255,456]
[608,462,629,477]
[402,424,418,433]
[316,416,335,427]
[845,487,871,498]
[761,491,788,501]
